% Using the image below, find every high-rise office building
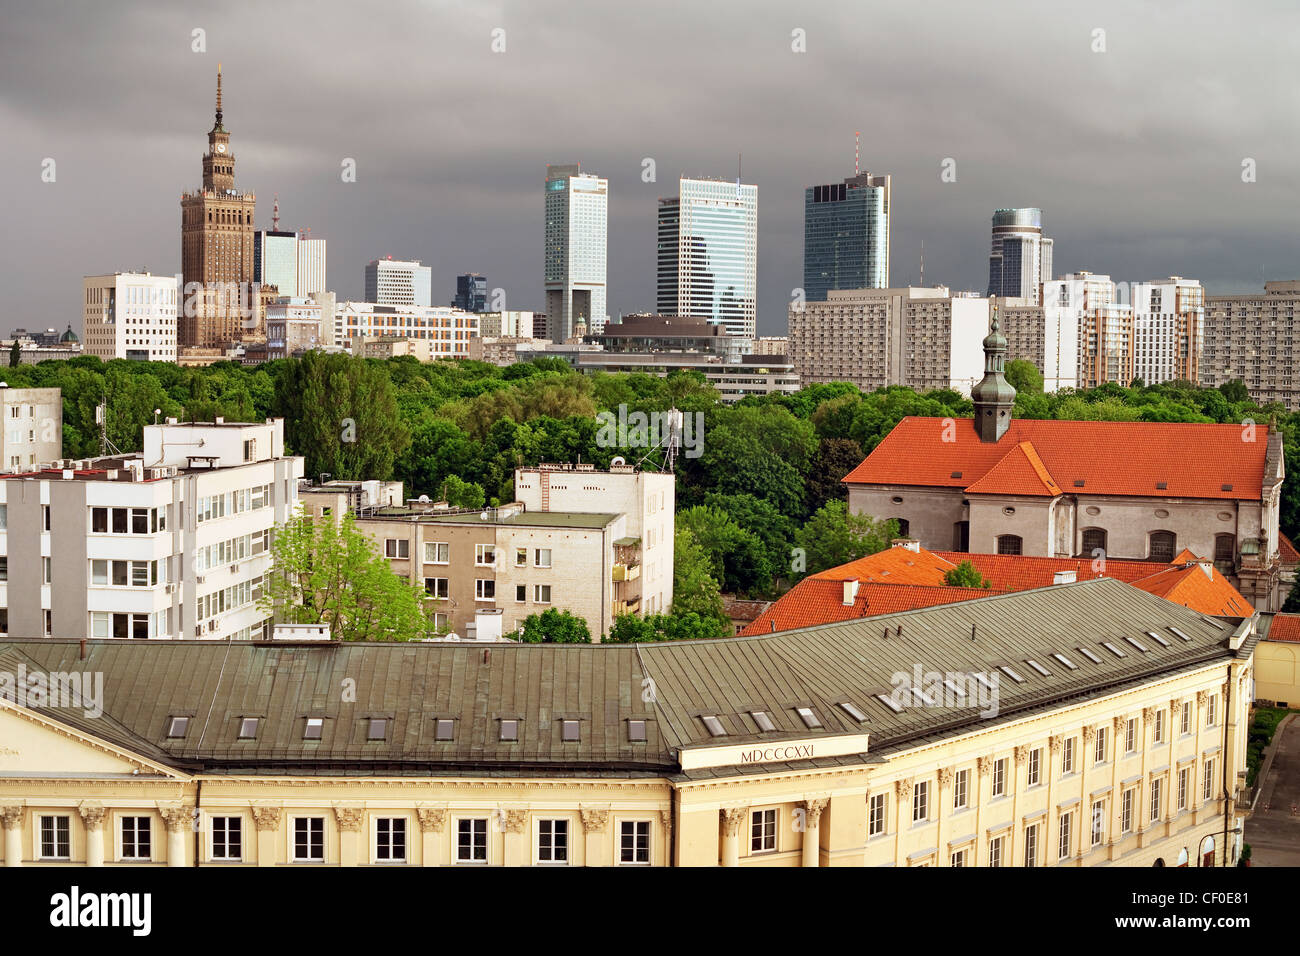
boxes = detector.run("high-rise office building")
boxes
[986,208,1053,305]
[365,258,431,307]
[252,230,298,296]
[297,236,327,297]
[657,178,758,338]
[545,164,608,341]
[454,273,488,312]
[180,66,257,349]
[803,171,890,300]
[82,272,178,362]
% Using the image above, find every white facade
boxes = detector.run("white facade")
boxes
[544,165,608,341]
[82,272,178,362]
[333,302,479,357]
[0,387,62,472]
[513,465,676,616]
[0,419,303,642]
[365,258,431,308]
[296,238,328,297]
[1130,277,1204,385]
[478,311,535,338]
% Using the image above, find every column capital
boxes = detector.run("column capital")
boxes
[1142,706,1157,723]
[799,798,829,825]
[938,767,954,787]
[720,806,748,836]
[976,756,991,777]
[580,808,610,834]
[1049,735,1062,755]
[1112,716,1125,734]
[1014,745,1029,766]
[250,805,283,833]
[0,806,22,830]
[158,804,193,834]
[415,807,447,834]
[894,778,912,800]
[501,809,528,834]
[332,804,364,832]
[659,809,673,838]
[1082,725,1096,744]
[1196,690,1208,706]
[77,802,107,830]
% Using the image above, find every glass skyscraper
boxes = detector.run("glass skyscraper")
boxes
[803,172,890,300]
[454,273,488,312]
[253,230,299,297]
[544,164,608,341]
[987,208,1053,304]
[656,177,758,338]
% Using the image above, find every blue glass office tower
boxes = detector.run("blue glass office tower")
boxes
[454,273,488,312]
[986,208,1052,304]
[803,172,890,301]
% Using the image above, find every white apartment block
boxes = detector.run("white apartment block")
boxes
[1131,277,1203,385]
[265,296,323,359]
[514,463,675,617]
[365,258,431,308]
[787,287,989,394]
[0,418,303,641]
[1202,280,1300,409]
[478,311,536,338]
[0,386,62,472]
[82,272,178,362]
[297,238,328,297]
[997,296,1080,392]
[332,302,479,357]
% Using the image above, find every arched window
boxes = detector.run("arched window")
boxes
[891,518,910,538]
[1199,835,1215,867]
[1214,534,1235,566]
[1149,531,1177,562]
[1176,847,1189,867]
[997,535,1022,556]
[1081,528,1107,556]
[1153,858,1165,867]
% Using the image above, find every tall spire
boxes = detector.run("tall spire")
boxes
[272,194,280,231]
[971,299,1016,442]
[214,63,224,129]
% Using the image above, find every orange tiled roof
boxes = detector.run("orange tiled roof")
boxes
[964,441,1063,497]
[809,545,955,585]
[1129,562,1253,617]
[739,580,990,636]
[1268,614,1300,643]
[931,551,1171,588]
[843,417,1268,500]
[1279,532,1300,565]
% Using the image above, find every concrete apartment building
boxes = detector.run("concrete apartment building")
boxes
[82,272,179,362]
[0,387,62,473]
[350,336,432,362]
[845,324,1292,611]
[477,311,535,338]
[787,287,989,394]
[264,296,323,360]
[365,258,431,307]
[1202,281,1300,409]
[0,418,302,642]
[0,578,1256,867]
[331,302,479,357]
[356,463,674,639]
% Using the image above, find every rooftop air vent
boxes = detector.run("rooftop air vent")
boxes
[1221,483,1233,492]
[950,471,963,479]
[1156,481,1168,490]
[1073,479,1085,487]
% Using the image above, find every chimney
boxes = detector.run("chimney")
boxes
[1052,570,1077,585]
[842,580,860,606]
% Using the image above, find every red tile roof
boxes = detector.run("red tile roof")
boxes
[808,545,954,585]
[932,551,1171,589]
[1279,532,1300,565]
[739,580,990,636]
[964,441,1063,497]
[1269,614,1300,643]
[1131,562,1253,617]
[843,417,1268,500]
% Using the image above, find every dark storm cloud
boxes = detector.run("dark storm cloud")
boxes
[4,0,1299,336]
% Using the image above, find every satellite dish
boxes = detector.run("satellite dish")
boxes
[479,511,489,521]
[611,456,626,466]
[418,495,430,503]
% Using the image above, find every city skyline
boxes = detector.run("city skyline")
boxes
[4,0,1299,337]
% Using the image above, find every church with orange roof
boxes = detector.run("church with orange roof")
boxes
[843,311,1293,610]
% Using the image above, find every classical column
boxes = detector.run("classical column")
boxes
[333,804,364,866]
[502,809,528,866]
[1193,691,1207,824]
[658,809,673,868]
[1047,737,1061,862]
[2,806,24,867]
[580,808,609,867]
[720,807,747,867]
[416,806,447,866]
[1081,726,1095,855]
[1108,717,1123,861]
[974,758,990,865]
[78,802,107,866]
[893,780,912,865]
[799,798,828,868]
[250,805,282,867]
[1012,747,1028,865]
[935,769,952,863]
[158,805,192,867]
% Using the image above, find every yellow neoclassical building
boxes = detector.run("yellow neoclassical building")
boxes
[0,578,1256,867]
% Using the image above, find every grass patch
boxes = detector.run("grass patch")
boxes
[1247,707,1298,788]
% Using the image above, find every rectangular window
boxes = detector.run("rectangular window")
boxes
[619,820,651,864]
[375,818,407,863]
[475,544,496,567]
[992,758,1007,797]
[1150,779,1162,822]
[1062,737,1076,775]
[1154,710,1165,743]
[1206,695,1217,727]
[1028,748,1041,786]
[868,793,886,836]
[1178,767,1190,810]
[751,809,777,853]
[457,818,488,863]
[424,542,449,564]
[953,769,969,810]
[424,577,448,599]
[534,548,552,568]
[211,816,241,860]
[912,780,929,822]
[988,835,1004,868]
[1181,702,1191,735]
[112,507,128,533]
[515,547,527,567]
[1090,800,1105,847]
[293,817,325,861]
[1095,727,1107,763]
[476,579,495,600]
[1125,718,1137,754]
[91,507,107,533]
[1058,812,1072,860]
[39,815,70,860]
[1024,823,1039,868]
[515,584,527,603]
[1204,759,1214,801]
[121,816,152,861]
[1121,789,1134,833]
[538,819,569,863]
[384,538,409,559]
[534,584,551,603]
[951,848,968,867]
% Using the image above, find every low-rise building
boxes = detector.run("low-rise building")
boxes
[350,335,432,362]
[0,386,62,472]
[331,302,479,357]
[0,418,302,641]
[82,272,179,362]
[0,578,1257,866]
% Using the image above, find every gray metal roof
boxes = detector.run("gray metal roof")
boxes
[0,579,1250,778]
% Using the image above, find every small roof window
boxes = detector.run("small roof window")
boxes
[1051,653,1077,670]
[499,719,519,742]
[999,665,1025,683]
[1145,630,1171,648]
[368,717,389,740]
[238,717,259,739]
[434,718,454,741]
[303,717,323,740]
[875,694,903,714]
[166,716,189,738]
[1077,646,1102,664]
[1101,641,1126,658]
[627,719,646,742]
[795,706,822,729]
[750,710,775,732]
[1025,659,1051,677]
[839,701,868,722]
[701,715,727,737]
[561,719,581,742]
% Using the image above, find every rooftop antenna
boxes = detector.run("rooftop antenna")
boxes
[96,392,123,458]
[855,130,860,176]
[272,194,280,231]
[920,240,925,287]
[736,153,742,199]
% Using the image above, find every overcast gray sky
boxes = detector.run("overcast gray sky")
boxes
[4,0,1299,336]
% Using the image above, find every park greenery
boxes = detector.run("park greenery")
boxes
[7,352,1300,636]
